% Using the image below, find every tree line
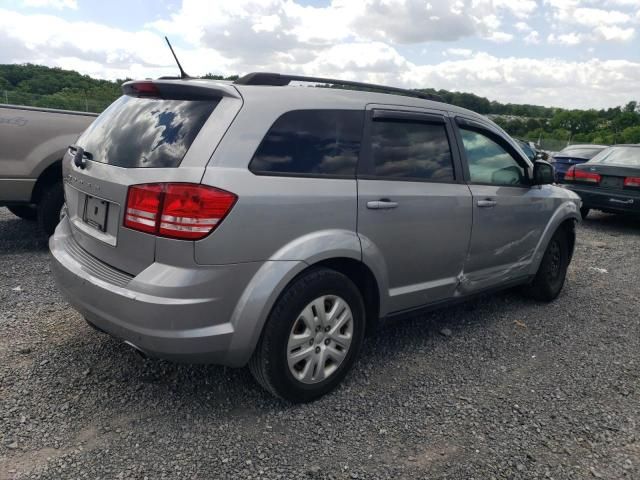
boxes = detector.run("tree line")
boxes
[2,63,639,145]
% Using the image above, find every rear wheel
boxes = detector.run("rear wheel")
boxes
[37,181,64,236]
[249,268,365,403]
[7,205,37,221]
[580,206,590,219]
[526,228,570,302]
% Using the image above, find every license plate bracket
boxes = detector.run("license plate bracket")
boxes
[83,195,109,232]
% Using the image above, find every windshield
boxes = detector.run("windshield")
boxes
[589,146,640,167]
[76,95,218,168]
[557,147,604,159]
[518,141,536,161]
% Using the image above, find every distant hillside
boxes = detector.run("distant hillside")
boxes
[2,63,639,146]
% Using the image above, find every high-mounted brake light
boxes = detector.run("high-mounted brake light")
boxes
[127,81,161,97]
[124,183,237,240]
[624,176,640,188]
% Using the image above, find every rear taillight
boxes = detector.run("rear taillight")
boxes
[565,166,575,181]
[624,176,640,188]
[574,169,601,184]
[124,184,162,234]
[124,183,236,240]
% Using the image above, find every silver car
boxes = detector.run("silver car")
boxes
[50,73,581,402]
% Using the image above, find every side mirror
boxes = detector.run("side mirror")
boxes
[533,160,555,185]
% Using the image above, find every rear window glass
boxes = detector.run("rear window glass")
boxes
[589,147,640,167]
[370,119,454,181]
[76,95,217,168]
[249,110,363,177]
[557,147,603,159]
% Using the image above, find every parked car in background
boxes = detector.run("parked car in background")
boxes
[50,73,581,402]
[0,104,97,234]
[551,144,607,183]
[564,144,640,218]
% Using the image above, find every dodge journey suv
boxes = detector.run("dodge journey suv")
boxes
[50,73,581,402]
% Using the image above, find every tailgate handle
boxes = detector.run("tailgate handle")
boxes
[367,199,398,210]
[477,199,497,208]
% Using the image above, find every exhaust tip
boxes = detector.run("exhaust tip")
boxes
[123,340,148,360]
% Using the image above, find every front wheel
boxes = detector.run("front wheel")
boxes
[249,268,365,403]
[526,228,570,302]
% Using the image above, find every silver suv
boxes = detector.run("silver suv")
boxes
[50,73,581,402]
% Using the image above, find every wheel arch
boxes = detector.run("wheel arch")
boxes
[528,201,579,276]
[30,159,62,204]
[227,255,383,367]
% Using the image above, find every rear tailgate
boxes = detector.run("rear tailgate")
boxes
[62,80,242,275]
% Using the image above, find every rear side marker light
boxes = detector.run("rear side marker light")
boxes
[124,183,236,240]
[624,176,640,188]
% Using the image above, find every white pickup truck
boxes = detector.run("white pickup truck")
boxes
[0,104,97,234]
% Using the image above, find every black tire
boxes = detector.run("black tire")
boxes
[37,181,64,236]
[249,267,365,403]
[526,228,570,302]
[580,206,590,219]
[7,205,37,221]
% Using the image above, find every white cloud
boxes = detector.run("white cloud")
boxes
[486,31,514,42]
[594,25,635,41]
[21,0,77,9]
[572,7,630,27]
[548,32,584,45]
[444,48,474,57]
[1,0,640,110]
[524,30,541,44]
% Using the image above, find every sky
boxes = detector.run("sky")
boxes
[0,0,639,109]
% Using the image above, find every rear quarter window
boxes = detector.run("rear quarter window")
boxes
[249,110,364,177]
[76,95,218,168]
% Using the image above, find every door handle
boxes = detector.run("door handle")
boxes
[367,200,398,210]
[477,199,497,208]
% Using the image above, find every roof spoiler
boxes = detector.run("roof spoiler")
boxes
[122,80,241,100]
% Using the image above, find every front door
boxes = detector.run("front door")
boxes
[454,118,556,292]
[357,107,473,314]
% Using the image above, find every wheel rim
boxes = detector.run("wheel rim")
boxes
[546,240,562,282]
[286,295,354,384]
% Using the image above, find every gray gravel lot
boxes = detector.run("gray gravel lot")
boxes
[0,206,639,479]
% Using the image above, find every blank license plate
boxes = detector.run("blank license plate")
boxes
[601,176,623,189]
[84,195,109,232]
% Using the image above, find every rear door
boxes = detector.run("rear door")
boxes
[453,117,555,291]
[357,106,473,313]
[62,81,242,274]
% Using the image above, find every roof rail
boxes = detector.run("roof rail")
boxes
[234,72,442,102]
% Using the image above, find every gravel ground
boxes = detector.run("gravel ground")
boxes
[0,206,638,479]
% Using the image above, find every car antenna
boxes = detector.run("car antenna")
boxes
[164,36,191,79]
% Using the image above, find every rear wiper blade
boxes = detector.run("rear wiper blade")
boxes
[68,145,93,169]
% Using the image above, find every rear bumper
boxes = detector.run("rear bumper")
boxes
[565,185,640,214]
[50,216,264,366]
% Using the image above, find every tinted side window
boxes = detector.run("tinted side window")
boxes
[370,119,454,181]
[460,128,527,186]
[250,110,363,177]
